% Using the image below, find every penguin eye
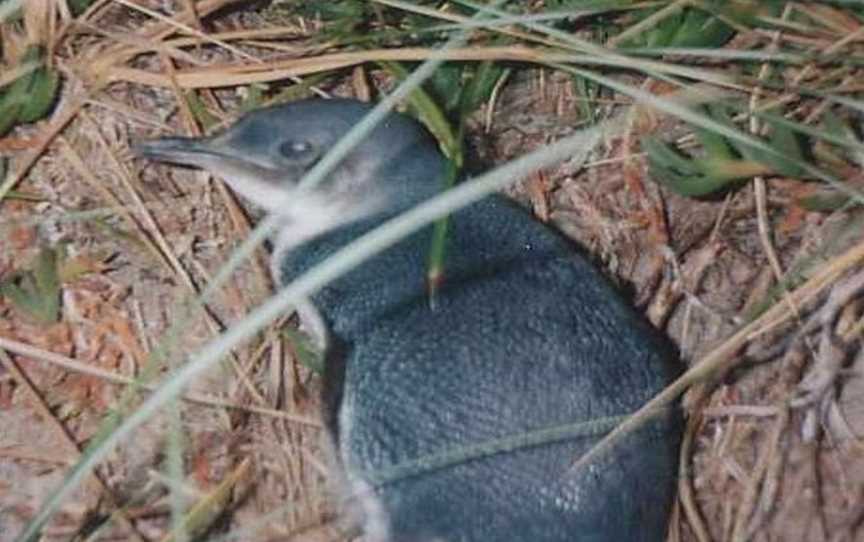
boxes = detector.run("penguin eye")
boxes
[277,140,318,164]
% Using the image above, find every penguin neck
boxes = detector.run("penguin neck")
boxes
[275,206,426,282]
[274,149,448,289]
[273,208,438,336]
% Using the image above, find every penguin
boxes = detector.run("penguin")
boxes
[136,98,682,542]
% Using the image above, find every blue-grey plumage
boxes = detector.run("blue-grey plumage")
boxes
[136,98,682,542]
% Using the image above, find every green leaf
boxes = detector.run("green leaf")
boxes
[692,104,738,160]
[642,136,701,177]
[708,0,787,25]
[459,60,507,116]
[282,327,325,375]
[819,110,864,167]
[18,66,60,122]
[378,61,462,166]
[642,133,769,197]
[238,84,268,113]
[797,188,855,212]
[426,63,465,115]
[184,91,219,130]
[0,246,62,323]
[0,46,60,135]
[621,6,735,49]
[68,0,97,16]
[0,103,22,135]
[643,102,822,198]
[761,123,807,177]
[571,74,603,123]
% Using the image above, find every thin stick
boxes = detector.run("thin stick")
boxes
[0,336,320,427]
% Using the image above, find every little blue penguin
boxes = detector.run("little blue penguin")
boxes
[136,98,682,542]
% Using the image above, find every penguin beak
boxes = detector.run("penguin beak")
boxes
[133,136,229,169]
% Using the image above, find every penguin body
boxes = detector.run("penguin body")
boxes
[136,98,682,542]
[285,196,679,542]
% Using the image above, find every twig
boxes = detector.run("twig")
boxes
[0,336,320,426]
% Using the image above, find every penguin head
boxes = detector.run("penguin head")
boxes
[135,99,446,232]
